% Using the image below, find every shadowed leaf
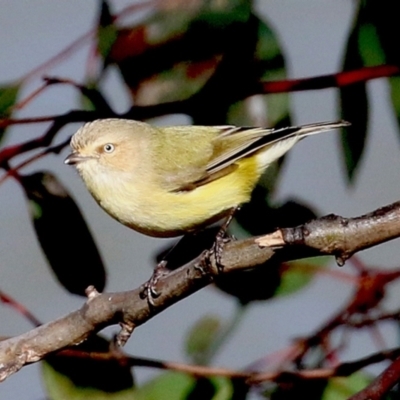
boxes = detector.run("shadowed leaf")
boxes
[20,171,106,296]
[185,377,233,400]
[362,0,400,136]
[217,196,319,303]
[340,12,369,182]
[185,315,222,365]
[269,377,328,400]
[43,335,134,399]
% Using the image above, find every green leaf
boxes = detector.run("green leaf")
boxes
[275,257,329,298]
[322,373,372,400]
[43,335,135,400]
[0,83,20,143]
[185,315,222,365]
[135,372,194,400]
[20,172,106,296]
[357,23,385,66]
[389,77,400,131]
[97,0,118,59]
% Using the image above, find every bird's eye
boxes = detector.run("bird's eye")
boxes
[103,143,115,153]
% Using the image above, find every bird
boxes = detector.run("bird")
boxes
[65,118,348,238]
[64,118,348,302]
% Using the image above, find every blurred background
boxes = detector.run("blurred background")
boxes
[1,1,400,398]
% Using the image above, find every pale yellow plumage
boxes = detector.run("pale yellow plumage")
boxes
[65,118,348,237]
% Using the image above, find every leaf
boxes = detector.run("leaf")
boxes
[389,77,400,131]
[236,191,318,237]
[322,373,372,400]
[135,372,194,400]
[216,197,318,304]
[0,82,20,143]
[215,263,282,305]
[20,171,106,296]
[107,0,253,110]
[227,14,290,128]
[43,335,135,400]
[275,257,329,298]
[340,13,369,182]
[185,377,233,400]
[185,315,222,365]
[97,0,118,59]
[362,0,400,136]
[43,363,135,400]
[270,377,328,400]
[340,84,368,182]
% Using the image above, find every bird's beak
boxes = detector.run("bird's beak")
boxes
[64,152,94,165]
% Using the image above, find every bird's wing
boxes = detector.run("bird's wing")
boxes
[158,121,348,192]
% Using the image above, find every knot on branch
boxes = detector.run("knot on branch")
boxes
[282,214,353,265]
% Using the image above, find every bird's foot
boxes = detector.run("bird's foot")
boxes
[204,228,232,273]
[140,260,170,307]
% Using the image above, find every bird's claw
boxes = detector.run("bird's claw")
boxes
[140,260,169,307]
[203,230,232,273]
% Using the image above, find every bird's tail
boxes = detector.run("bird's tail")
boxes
[255,120,350,170]
[291,120,350,138]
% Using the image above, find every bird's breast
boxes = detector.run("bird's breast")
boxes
[82,158,260,238]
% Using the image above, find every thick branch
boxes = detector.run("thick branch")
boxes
[349,354,400,400]
[1,200,400,381]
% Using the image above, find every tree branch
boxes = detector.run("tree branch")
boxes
[1,200,400,382]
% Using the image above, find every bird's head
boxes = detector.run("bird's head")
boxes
[64,119,153,175]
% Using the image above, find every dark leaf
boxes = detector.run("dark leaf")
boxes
[185,377,233,400]
[228,14,290,130]
[79,82,114,114]
[43,335,134,397]
[216,195,318,304]
[230,379,250,400]
[155,227,219,273]
[340,12,369,182]
[185,378,215,400]
[236,187,317,236]
[20,171,106,296]
[215,261,281,305]
[340,84,367,182]
[362,0,400,136]
[269,377,328,400]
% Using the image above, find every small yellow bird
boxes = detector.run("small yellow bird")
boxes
[65,119,348,238]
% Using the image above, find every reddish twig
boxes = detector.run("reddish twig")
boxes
[0,290,41,327]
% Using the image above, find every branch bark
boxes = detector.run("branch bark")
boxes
[1,200,400,382]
